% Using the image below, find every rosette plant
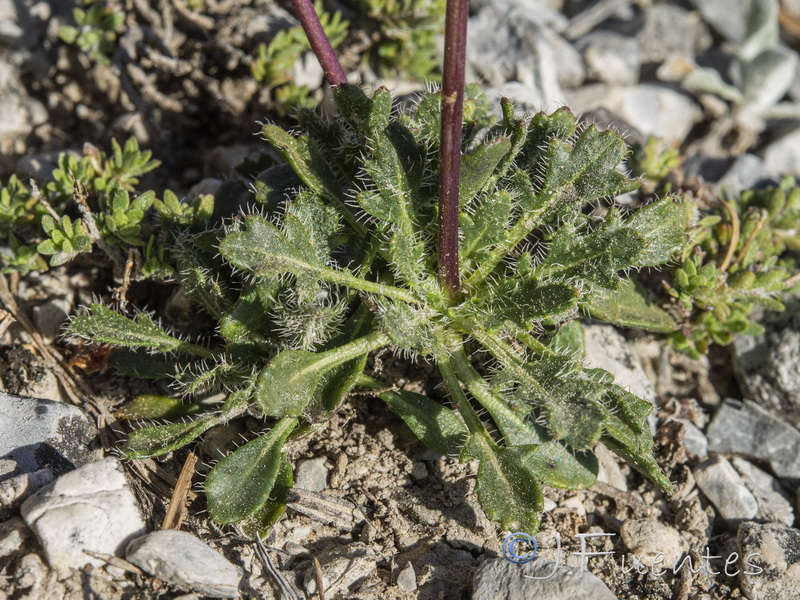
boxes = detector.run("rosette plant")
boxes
[68,0,687,533]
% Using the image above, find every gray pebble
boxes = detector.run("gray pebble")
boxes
[292,52,324,90]
[706,399,800,479]
[694,456,758,525]
[739,47,799,128]
[737,522,800,599]
[14,552,48,590]
[0,391,98,478]
[732,302,800,427]
[566,84,701,148]
[543,28,585,88]
[689,0,746,43]
[468,0,565,110]
[0,459,16,478]
[202,143,264,179]
[620,518,685,569]
[577,32,640,86]
[486,82,557,115]
[294,457,330,492]
[0,468,53,510]
[0,0,23,44]
[582,324,657,429]
[472,557,618,600]
[14,151,62,181]
[283,541,309,556]
[126,530,241,598]
[187,177,223,199]
[715,154,774,198]
[410,461,428,481]
[396,561,417,592]
[0,61,45,144]
[0,516,31,560]
[636,4,711,65]
[595,444,627,491]
[731,457,795,526]
[21,458,146,576]
[303,542,377,597]
[31,297,72,341]
[672,418,708,459]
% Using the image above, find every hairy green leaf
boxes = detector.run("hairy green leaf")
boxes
[108,348,185,379]
[261,125,345,202]
[240,458,294,537]
[376,300,443,354]
[602,419,673,493]
[116,395,202,420]
[206,417,298,523]
[220,280,281,342]
[380,389,467,455]
[361,129,422,223]
[68,304,213,357]
[587,280,677,333]
[123,416,217,459]
[220,213,328,289]
[517,107,577,171]
[489,280,579,329]
[333,84,374,132]
[550,321,585,357]
[461,375,598,489]
[516,361,608,450]
[171,235,233,320]
[460,190,512,266]
[603,383,653,435]
[255,331,388,417]
[255,350,328,417]
[536,220,646,289]
[462,434,544,534]
[540,125,632,204]
[315,307,375,413]
[624,197,690,266]
[222,214,417,303]
[459,139,512,207]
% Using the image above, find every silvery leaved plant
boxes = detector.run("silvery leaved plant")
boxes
[683,0,800,151]
[62,0,692,534]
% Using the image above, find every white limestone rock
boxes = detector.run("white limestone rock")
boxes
[20,458,146,575]
[126,530,241,598]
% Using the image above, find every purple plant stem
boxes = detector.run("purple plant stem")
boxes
[438,0,468,303]
[291,0,348,86]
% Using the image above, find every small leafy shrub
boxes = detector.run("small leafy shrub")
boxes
[251,1,349,114]
[0,138,211,278]
[347,0,446,81]
[621,140,800,358]
[629,137,681,192]
[67,86,692,534]
[664,178,800,358]
[59,1,125,65]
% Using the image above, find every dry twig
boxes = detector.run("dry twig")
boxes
[161,452,198,530]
